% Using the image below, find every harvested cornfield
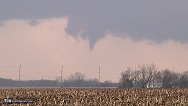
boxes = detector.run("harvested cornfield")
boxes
[0,88,188,106]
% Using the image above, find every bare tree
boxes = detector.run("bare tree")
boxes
[55,76,61,87]
[68,72,85,87]
[153,71,163,87]
[119,67,137,88]
[178,70,188,88]
[161,69,180,88]
[55,76,61,82]
[134,64,158,88]
[101,80,112,87]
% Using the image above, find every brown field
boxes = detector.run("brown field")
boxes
[0,88,188,106]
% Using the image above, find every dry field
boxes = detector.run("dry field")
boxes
[0,88,188,106]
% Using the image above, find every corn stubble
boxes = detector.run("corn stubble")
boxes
[0,88,188,106]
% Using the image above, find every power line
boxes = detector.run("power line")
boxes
[18,64,21,88]
[99,66,101,82]
[61,65,63,88]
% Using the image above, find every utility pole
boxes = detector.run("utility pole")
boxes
[18,64,21,88]
[98,66,101,87]
[61,65,63,88]
[42,76,43,87]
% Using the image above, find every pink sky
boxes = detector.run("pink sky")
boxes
[0,18,188,82]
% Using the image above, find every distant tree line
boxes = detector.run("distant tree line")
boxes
[56,72,117,87]
[0,78,58,87]
[1,64,187,88]
[0,72,117,88]
[119,64,188,88]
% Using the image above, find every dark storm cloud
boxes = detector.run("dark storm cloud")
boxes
[0,0,188,48]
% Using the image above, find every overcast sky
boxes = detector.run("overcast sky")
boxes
[0,1,188,82]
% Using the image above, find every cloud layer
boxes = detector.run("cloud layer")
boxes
[0,19,188,81]
[1,1,188,48]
